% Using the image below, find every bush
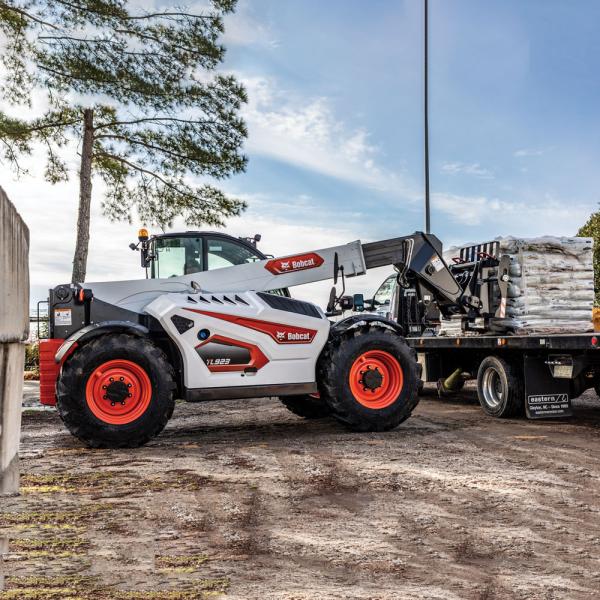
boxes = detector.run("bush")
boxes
[578,212,600,307]
[25,341,40,374]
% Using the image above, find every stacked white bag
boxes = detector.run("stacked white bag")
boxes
[442,236,595,334]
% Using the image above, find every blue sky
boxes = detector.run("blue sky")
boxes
[222,0,600,241]
[2,0,600,306]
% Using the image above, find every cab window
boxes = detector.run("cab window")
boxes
[206,236,263,270]
[374,275,396,306]
[154,237,203,278]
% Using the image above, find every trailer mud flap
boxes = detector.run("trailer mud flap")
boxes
[524,355,572,419]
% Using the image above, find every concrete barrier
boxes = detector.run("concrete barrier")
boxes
[0,186,29,495]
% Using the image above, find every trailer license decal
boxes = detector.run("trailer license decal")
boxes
[54,308,72,326]
[527,394,570,417]
[265,252,325,275]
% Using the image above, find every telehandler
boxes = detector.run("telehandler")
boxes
[39,230,499,448]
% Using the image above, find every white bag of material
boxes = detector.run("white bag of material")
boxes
[442,236,594,334]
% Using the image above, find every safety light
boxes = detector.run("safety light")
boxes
[138,228,149,241]
[592,336,599,347]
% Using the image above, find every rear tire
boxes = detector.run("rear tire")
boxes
[279,395,331,419]
[317,326,420,432]
[57,333,175,448]
[476,355,523,418]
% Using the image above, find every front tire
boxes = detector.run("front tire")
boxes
[57,333,175,448]
[317,326,420,432]
[476,355,523,418]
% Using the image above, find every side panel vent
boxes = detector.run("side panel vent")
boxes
[257,292,322,319]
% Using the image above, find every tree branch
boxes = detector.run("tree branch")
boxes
[96,150,222,205]
[51,1,217,22]
[0,1,60,30]
[95,116,219,130]
[96,133,223,165]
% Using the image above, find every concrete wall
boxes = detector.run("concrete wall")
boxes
[0,186,29,494]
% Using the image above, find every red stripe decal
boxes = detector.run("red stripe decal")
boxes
[185,309,317,344]
[265,252,324,275]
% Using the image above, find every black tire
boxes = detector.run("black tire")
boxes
[57,333,176,448]
[279,395,331,419]
[476,355,524,418]
[317,326,420,432]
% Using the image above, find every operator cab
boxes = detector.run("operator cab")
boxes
[150,232,264,278]
[131,230,289,296]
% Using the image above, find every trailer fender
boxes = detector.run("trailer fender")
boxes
[331,314,404,337]
[54,321,150,364]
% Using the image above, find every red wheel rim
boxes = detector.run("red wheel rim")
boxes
[349,350,403,409]
[85,359,152,425]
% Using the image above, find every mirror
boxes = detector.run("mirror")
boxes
[353,293,365,312]
[190,280,202,291]
[333,252,339,285]
[326,286,337,313]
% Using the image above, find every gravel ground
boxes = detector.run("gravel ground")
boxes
[2,382,600,599]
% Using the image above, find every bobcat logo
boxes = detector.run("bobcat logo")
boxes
[276,331,286,341]
[280,261,290,271]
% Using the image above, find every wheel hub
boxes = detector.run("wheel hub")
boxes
[105,380,130,404]
[361,367,383,391]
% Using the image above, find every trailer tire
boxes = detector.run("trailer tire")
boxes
[279,395,331,419]
[317,326,420,432]
[57,333,175,448]
[476,356,523,418]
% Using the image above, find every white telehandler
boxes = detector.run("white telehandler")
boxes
[39,232,450,447]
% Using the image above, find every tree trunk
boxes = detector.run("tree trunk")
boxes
[71,108,94,284]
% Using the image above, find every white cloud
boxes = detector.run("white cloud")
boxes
[514,147,548,158]
[240,76,414,196]
[222,1,278,48]
[441,161,494,179]
[433,192,592,233]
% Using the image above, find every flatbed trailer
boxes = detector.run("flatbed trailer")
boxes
[405,331,600,419]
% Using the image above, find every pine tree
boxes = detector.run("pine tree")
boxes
[0,0,248,283]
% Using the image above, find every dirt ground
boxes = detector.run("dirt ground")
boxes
[3,383,600,600]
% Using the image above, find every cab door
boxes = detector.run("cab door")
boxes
[372,274,397,319]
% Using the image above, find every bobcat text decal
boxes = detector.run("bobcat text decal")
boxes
[265,252,324,275]
[185,309,317,344]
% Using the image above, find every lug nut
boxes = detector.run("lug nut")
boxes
[109,377,114,382]
[102,385,107,390]
[128,393,132,398]
[121,401,126,406]
[111,402,115,406]
[120,377,124,381]
[127,383,132,388]
[103,395,107,399]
